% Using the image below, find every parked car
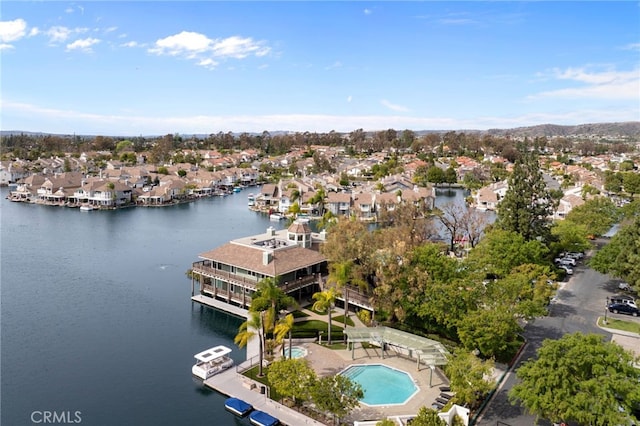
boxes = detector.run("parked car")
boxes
[559,265,573,275]
[556,258,576,267]
[566,251,584,259]
[608,302,640,317]
[618,282,632,291]
[610,295,638,309]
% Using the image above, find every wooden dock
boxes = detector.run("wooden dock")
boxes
[203,364,326,426]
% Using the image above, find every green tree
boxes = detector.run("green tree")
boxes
[444,167,458,185]
[234,311,266,377]
[274,313,295,358]
[509,332,640,426]
[408,407,446,426]
[496,149,555,242]
[312,287,339,344]
[603,170,623,194]
[308,186,327,216]
[589,217,640,291]
[457,306,522,359]
[623,172,640,197]
[327,260,355,330]
[310,374,363,425]
[267,358,316,406]
[549,219,591,255]
[565,197,621,237]
[426,166,445,184]
[444,348,495,408]
[375,419,397,426]
[466,229,548,279]
[250,276,296,334]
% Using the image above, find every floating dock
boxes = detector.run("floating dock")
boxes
[203,364,324,425]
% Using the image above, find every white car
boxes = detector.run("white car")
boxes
[555,257,576,266]
[559,265,573,275]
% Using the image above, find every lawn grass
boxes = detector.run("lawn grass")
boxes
[242,365,283,401]
[598,316,640,334]
[294,319,343,332]
[308,307,338,316]
[291,310,310,319]
[332,314,355,327]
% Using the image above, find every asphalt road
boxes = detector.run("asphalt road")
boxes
[475,247,639,426]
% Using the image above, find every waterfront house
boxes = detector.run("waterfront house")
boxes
[190,221,328,312]
[353,192,375,220]
[473,181,508,211]
[326,192,352,216]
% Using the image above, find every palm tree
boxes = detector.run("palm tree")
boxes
[274,313,295,358]
[251,276,296,334]
[312,287,339,345]
[309,186,327,217]
[327,260,353,331]
[234,311,266,377]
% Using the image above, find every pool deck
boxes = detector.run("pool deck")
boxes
[201,305,450,425]
[305,342,450,423]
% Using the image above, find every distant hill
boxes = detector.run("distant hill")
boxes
[483,122,640,138]
[2,121,639,139]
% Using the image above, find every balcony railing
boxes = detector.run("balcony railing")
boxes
[192,261,320,294]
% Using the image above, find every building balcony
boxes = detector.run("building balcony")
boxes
[192,261,320,294]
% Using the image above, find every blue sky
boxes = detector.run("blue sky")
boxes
[1,1,639,136]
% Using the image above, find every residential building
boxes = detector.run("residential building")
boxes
[190,221,328,313]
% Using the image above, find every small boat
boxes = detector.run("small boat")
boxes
[247,193,255,207]
[79,205,93,212]
[191,345,234,380]
[233,187,241,193]
[249,410,279,426]
[224,397,253,417]
[269,213,284,221]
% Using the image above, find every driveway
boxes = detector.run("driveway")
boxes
[475,250,639,426]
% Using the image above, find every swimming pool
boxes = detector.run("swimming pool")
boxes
[339,364,418,406]
[283,346,308,359]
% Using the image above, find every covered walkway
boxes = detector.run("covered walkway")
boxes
[344,326,450,371]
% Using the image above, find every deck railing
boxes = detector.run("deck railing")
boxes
[192,261,320,294]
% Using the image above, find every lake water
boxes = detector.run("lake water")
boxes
[1,187,272,426]
[1,186,476,426]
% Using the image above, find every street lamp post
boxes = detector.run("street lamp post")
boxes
[604,296,610,324]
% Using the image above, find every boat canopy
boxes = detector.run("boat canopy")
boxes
[194,345,232,362]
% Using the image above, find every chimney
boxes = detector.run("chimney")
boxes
[267,226,276,236]
[262,251,272,265]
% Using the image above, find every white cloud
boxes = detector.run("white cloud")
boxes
[0,18,27,45]
[530,66,640,100]
[212,35,269,58]
[120,40,142,48]
[66,37,100,52]
[149,31,214,56]
[381,99,410,112]
[149,31,270,69]
[364,9,372,15]
[29,27,39,37]
[46,26,74,43]
[347,95,353,103]
[0,43,14,51]
[197,58,218,70]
